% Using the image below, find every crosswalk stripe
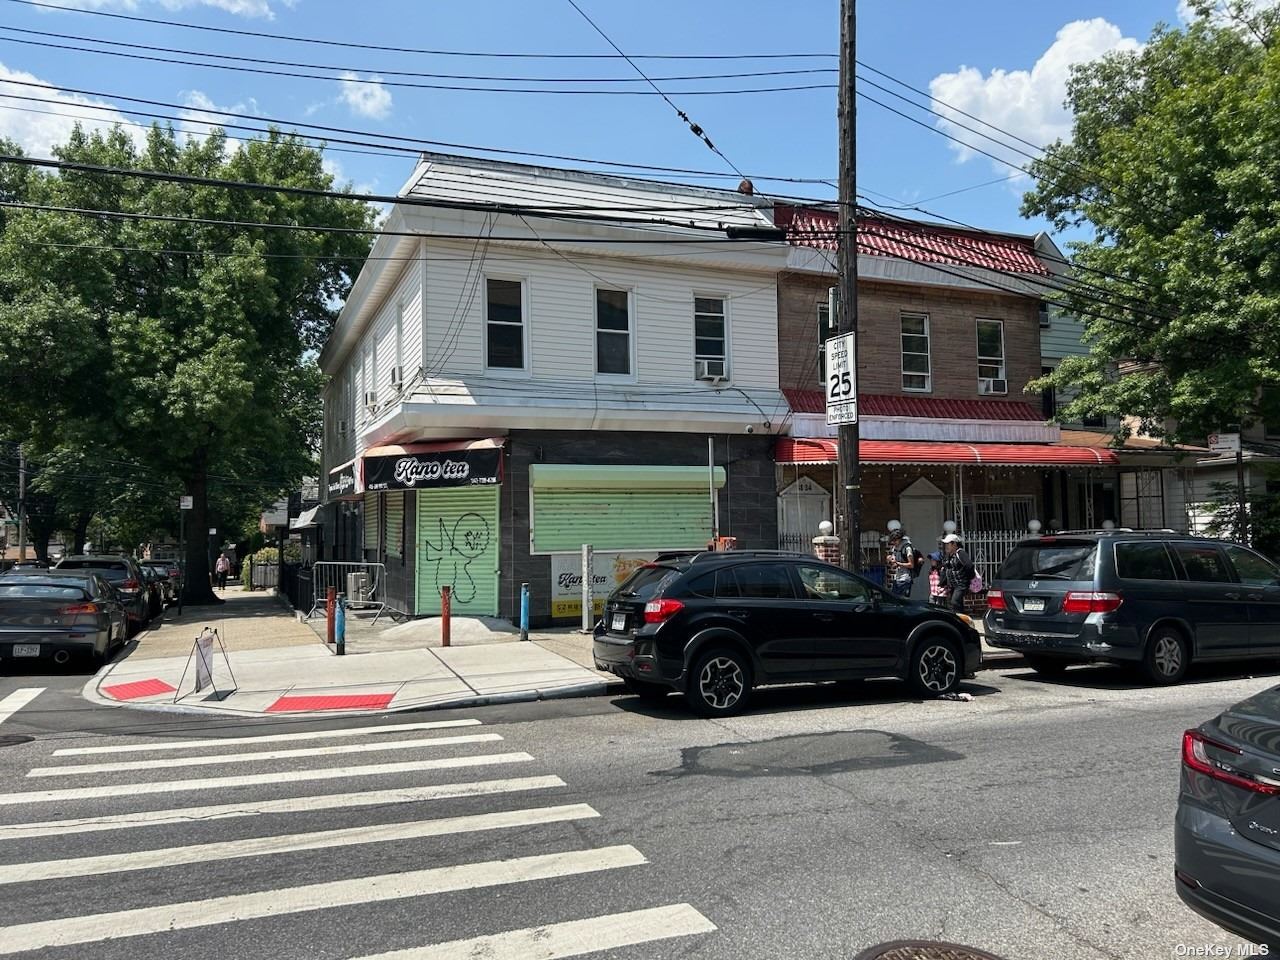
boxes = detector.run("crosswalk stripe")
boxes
[51,718,483,755]
[0,803,600,885]
[27,733,503,777]
[0,753,535,806]
[0,688,44,726]
[0,775,566,841]
[0,845,648,955]
[347,903,717,960]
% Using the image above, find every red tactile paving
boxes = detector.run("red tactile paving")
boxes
[266,693,395,713]
[102,678,177,701]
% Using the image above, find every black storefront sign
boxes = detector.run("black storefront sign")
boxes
[327,462,358,499]
[364,447,502,491]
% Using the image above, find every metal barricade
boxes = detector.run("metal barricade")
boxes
[305,562,387,624]
[251,562,278,590]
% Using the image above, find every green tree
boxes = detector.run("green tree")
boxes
[1022,2,1280,442]
[0,125,371,600]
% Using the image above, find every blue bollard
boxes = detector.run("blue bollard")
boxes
[335,593,346,656]
[520,582,530,641]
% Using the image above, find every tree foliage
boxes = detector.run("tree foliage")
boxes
[0,125,371,597]
[1022,2,1280,442]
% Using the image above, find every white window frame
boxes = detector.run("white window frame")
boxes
[975,318,1007,395]
[594,286,635,381]
[900,311,931,393]
[483,275,530,377]
[693,294,729,380]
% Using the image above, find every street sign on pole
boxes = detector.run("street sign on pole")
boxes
[825,332,858,426]
[179,496,193,510]
[1208,433,1241,454]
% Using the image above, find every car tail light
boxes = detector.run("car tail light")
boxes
[643,598,684,624]
[986,589,1006,611]
[60,602,101,615]
[1183,730,1280,796]
[1062,591,1122,614]
[120,579,140,591]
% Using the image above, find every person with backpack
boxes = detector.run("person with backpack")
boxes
[885,528,919,598]
[940,533,976,613]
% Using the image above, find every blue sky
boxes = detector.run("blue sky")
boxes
[0,0,1208,241]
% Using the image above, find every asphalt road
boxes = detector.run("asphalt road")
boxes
[0,658,1276,959]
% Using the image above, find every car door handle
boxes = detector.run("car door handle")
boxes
[728,609,750,619]
[1225,592,1242,600]
[1247,594,1263,602]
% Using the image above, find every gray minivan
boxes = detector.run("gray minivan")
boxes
[985,531,1280,684]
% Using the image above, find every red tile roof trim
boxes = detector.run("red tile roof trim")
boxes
[776,437,1119,467]
[784,390,1045,422]
[773,204,1048,276]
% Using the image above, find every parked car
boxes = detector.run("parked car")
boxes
[985,531,1280,684]
[53,555,150,634]
[592,550,982,717]
[141,559,181,604]
[139,564,167,617]
[1175,686,1280,947]
[0,570,128,665]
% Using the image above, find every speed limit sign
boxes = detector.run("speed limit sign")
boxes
[824,332,857,425]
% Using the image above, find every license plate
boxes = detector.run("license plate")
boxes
[611,613,627,632]
[12,644,39,657]
[1023,598,1046,613]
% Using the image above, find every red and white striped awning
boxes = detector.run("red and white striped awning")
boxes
[776,437,1119,467]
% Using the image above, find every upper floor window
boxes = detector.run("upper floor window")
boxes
[596,288,632,376]
[694,297,727,380]
[817,301,833,386]
[976,319,1007,395]
[485,278,525,371]
[901,312,931,392]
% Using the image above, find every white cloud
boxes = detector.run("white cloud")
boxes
[338,72,392,120]
[36,0,286,20]
[178,89,248,151]
[928,19,1142,179]
[0,61,140,155]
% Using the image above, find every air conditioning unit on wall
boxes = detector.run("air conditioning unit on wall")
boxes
[363,390,379,411]
[695,358,728,383]
[389,366,404,393]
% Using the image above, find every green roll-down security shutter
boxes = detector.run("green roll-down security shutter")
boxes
[416,486,499,616]
[530,464,726,553]
[363,492,379,554]
[384,491,404,558]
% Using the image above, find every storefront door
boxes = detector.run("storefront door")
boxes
[416,487,500,616]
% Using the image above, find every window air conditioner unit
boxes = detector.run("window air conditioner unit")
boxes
[389,366,404,392]
[337,419,349,437]
[363,390,378,410]
[695,358,728,383]
[978,378,1007,395]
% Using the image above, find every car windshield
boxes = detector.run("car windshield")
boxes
[612,563,682,601]
[999,541,1098,581]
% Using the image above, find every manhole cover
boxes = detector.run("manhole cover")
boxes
[855,942,1007,960]
[0,735,34,748]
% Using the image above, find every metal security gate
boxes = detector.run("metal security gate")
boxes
[416,487,499,616]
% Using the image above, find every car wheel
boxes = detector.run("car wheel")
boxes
[1024,654,1075,678]
[623,677,671,703]
[1140,627,1189,685]
[910,635,962,697]
[684,647,752,717]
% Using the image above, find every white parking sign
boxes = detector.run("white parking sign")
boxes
[825,332,857,425]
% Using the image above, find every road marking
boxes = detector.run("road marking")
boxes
[0,753,534,806]
[0,688,44,726]
[0,775,566,840]
[347,904,717,960]
[27,733,502,777]
[52,718,483,755]
[0,845,648,955]
[0,803,600,885]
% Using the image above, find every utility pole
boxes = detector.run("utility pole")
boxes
[16,445,26,561]
[836,0,861,570]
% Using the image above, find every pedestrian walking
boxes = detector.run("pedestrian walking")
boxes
[940,533,975,614]
[884,529,918,598]
[215,551,230,590]
[927,549,948,607]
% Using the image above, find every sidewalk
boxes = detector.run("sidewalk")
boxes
[85,591,620,717]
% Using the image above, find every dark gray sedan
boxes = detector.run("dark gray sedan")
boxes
[0,572,128,666]
[1176,685,1280,948]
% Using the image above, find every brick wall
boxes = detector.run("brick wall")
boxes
[778,273,1042,402]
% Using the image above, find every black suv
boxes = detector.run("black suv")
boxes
[985,530,1280,684]
[592,551,982,716]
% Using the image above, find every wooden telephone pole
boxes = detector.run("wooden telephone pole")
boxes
[836,0,861,569]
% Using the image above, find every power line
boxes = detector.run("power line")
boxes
[1,0,837,61]
[563,0,750,180]
[0,23,837,84]
[0,34,835,96]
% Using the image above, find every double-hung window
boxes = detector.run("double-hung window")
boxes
[485,278,525,371]
[596,288,631,376]
[976,319,1007,395]
[694,297,727,379]
[900,312,931,392]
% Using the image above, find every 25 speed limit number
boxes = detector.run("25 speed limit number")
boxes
[824,332,857,426]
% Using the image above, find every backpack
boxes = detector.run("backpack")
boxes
[911,547,926,578]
